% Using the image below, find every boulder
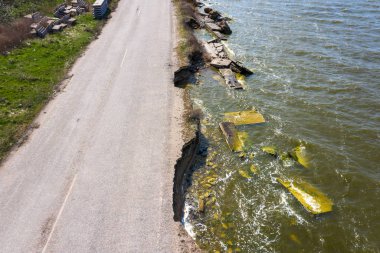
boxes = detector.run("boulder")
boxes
[209,10,223,21]
[204,7,213,14]
[217,20,232,35]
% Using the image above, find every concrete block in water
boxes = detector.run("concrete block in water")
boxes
[219,122,247,152]
[211,58,231,68]
[290,144,310,168]
[277,178,333,215]
[224,110,265,125]
[205,22,222,32]
[219,69,242,89]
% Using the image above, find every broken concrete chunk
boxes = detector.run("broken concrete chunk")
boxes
[250,165,259,174]
[290,145,310,168]
[239,169,252,179]
[213,31,228,40]
[217,20,232,35]
[211,58,232,68]
[67,18,77,25]
[230,61,253,75]
[219,122,246,152]
[202,41,219,59]
[52,25,62,32]
[204,16,215,23]
[219,69,242,89]
[277,178,333,215]
[205,22,222,32]
[224,110,265,125]
[262,146,277,156]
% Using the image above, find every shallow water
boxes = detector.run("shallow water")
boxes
[184,0,380,252]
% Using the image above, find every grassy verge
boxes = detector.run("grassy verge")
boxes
[173,0,203,66]
[0,0,64,23]
[0,13,107,161]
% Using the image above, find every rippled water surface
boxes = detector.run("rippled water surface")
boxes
[184,0,380,252]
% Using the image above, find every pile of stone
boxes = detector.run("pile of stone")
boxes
[24,0,88,38]
[203,38,252,89]
[93,0,108,19]
[193,7,232,40]
[184,5,253,90]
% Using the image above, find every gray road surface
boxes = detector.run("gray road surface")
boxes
[0,0,183,252]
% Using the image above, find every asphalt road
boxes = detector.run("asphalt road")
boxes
[0,0,184,252]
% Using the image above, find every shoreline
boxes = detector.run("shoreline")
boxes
[170,1,203,251]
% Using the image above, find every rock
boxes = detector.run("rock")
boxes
[185,17,200,29]
[198,197,205,212]
[210,58,231,68]
[262,146,278,157]
[204,7,213,14]
[209,10,223,21]
[67,18,77,25]
[217,51,227,58]
[204,16,214,23]
[277,178,333,215]
[239,169,252,179]
[52,25,62,32]
[217,20,232,35]
[213,31,228,40]
[224,110,266,125]
[202,42,218,59]
[205,22,222,32]
[230,61,253,75]
[219,69,242,89]
[196,1,204,7]
[250,165,259,174]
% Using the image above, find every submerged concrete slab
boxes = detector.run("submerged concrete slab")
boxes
[277,178,333,215]
[219,122,246,152]
[224,110,265,125]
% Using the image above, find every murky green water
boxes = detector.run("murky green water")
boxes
[184,0,380,252]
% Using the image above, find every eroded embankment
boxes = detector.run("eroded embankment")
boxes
[172,0,206,224]
[173,126,200,222]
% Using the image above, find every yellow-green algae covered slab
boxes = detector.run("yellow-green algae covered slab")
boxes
[219,122,247,152]
[262,146,278,156]
[290,145,310,168]
[277,178,333,214]
[224,110,265,126]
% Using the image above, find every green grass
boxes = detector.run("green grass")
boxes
[0,0,64,23]
[0,0,119,23]
[0,13,103,160]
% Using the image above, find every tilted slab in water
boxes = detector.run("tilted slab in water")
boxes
[277,178,333,215]
[224,110,265,125]
[290,145,310,168]
[219,122,247,152]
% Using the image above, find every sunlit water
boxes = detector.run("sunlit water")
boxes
[184,0,380,252]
